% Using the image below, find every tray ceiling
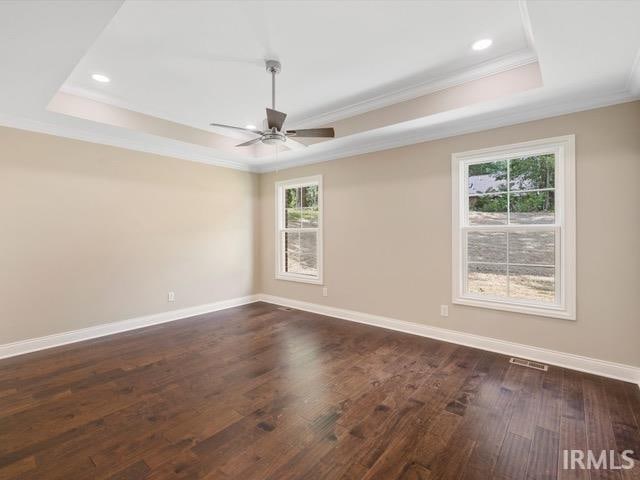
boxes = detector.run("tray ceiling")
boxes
[0,0,639,171]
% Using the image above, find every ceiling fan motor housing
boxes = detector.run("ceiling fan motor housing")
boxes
[265,59,281,74]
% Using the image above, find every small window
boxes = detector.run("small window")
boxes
[275,176,323,284]
[452,136,575,319]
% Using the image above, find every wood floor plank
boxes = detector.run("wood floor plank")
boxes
[0,302,636,479]
[508,368,545,440]
[602,378,640,479]
[526,426,560,480]
[583,376,623,480]
[537,366,563,433]
[108,460,150,480]
[494,431,532,480]
[0,456,36,480]
[558,416,589,480]
[603,379,640,461]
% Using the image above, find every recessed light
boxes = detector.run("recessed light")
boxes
[472,38,493,51]
[91,73,110,83]
[245,124,257,130]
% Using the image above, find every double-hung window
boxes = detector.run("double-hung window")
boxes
[275,175,323,284]
[452,136,575,319]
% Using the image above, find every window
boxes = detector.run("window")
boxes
[451,136,575,319]
[275,176,323,284]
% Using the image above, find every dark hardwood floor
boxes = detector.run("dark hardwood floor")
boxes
[1,302,638,479]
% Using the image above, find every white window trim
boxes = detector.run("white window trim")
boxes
[275,175,323,285]
[451,135,576,320]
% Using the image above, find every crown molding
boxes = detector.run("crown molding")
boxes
[59,85,260,144]
[3,84,637,176]
[60,84,155,114]
[0,112,253,172]
[628,47,640,96]
[287,49,538,129]
[3,87,637,175]
[255,88,638,172]
[518,1,537,55]
[59,84,217,137]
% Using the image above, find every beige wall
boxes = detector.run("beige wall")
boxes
[258,101,640,367]
[1,127,259,343]
[2,102,639,368]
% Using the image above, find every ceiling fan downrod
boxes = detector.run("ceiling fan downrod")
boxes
[265,59,281,111]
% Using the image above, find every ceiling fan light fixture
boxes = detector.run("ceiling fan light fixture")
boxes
[245,124,257,130]
[261,132,287,145]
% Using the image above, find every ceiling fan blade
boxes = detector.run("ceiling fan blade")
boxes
[286,127,335,138]
[284,137,307,151]
[210,123,262,135]
[236,138,263,147]
[266,108,287,131]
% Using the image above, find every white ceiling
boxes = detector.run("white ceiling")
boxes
[0,0,639,172]
[62,0,530,132]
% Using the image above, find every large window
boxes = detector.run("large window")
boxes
[275,176,323,284]
[452,136,575,319]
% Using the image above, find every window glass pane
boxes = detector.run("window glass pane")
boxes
[509,154,555,191]
[468,161,508,194]
[509,266,555,303]
[508,231,555,266]
[467,263,507,297]
[300,184,319,228]
[469,194,508,225]
[285,187,301,228]
[286,209,302,228]
[301,185,318,208]
[468,232,507,263]
[509,191,555,224]
[301,208,319,228]
[283,231,300,274]
[299,231,318,275]
[285,187,300,208]
[283,231,318,277]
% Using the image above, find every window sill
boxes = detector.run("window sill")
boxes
[452,296,575,320]
[275,273,323,285]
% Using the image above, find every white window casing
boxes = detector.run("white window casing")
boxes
[275,175,323,284]
[451,136,576,320]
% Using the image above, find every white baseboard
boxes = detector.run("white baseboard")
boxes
[0,295,260,360]
[257,294,640,386]
[3,293,638,386]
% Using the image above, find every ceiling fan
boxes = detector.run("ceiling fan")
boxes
[210,60,335,149]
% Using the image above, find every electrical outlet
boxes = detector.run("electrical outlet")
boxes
[322,287,328,297]
[168,291,175,302]
[440,305,449,317]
